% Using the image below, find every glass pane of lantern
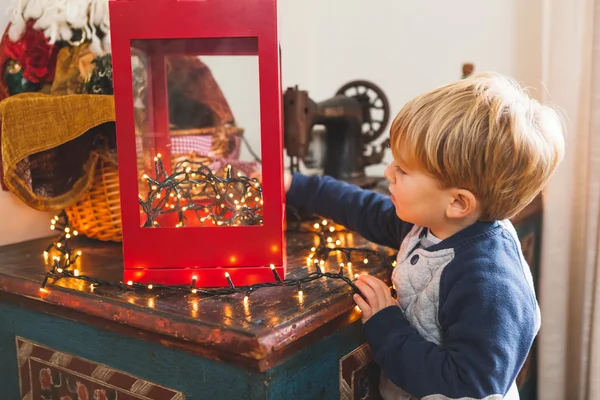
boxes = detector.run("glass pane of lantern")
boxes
[130,38,262,229]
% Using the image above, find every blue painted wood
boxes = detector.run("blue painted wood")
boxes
[0,302,268,400]
[267,321,365,399]
[0,323,20,400]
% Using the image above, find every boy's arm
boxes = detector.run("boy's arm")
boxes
[362,255,538,398]
[286,173,411,249]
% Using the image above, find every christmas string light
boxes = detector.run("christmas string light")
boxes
[40,208,396,303]
[139,155,263,228]
[44,213,78,259]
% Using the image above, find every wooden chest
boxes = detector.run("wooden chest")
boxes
[0,198,543,400]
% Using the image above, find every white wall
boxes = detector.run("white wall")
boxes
[0,0,543,246]
[277,0,544,177]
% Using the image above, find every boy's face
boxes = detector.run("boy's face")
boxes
[384,149,453,231]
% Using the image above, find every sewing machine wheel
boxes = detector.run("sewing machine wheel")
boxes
[336,80,390,143]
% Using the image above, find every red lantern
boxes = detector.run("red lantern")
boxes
[109,0,286,287]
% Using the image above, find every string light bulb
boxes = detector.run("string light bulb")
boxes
[270,264,281,283]
[225,272,235,288]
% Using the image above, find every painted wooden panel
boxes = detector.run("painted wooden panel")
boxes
[16,337,184,400]
[339,343,380,400]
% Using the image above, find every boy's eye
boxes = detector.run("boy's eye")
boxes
[395,166,406,175]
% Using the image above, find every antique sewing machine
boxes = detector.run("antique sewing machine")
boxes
[283,80,391,189]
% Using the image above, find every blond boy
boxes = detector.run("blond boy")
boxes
[285,72,564,399]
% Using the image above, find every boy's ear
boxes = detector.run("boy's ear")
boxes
[446,189,478,219]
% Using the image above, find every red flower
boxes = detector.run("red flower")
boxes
[4,21,58,83]
[76,381,89,400]
[93,389,108,400]
[39,368,53,390]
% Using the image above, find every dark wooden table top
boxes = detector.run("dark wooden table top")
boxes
[0,221,395,372]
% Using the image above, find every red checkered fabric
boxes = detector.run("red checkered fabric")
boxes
[135,135,214,157]
[171,135,213,156]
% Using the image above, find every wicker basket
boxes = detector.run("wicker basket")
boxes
[65,150,123,242]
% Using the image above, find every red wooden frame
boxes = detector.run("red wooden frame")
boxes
[109,0,285,287]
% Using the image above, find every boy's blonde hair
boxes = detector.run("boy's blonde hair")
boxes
[390,72,565,220]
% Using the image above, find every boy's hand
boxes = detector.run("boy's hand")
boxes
[353,275,396,323]
[252,172,292,193]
